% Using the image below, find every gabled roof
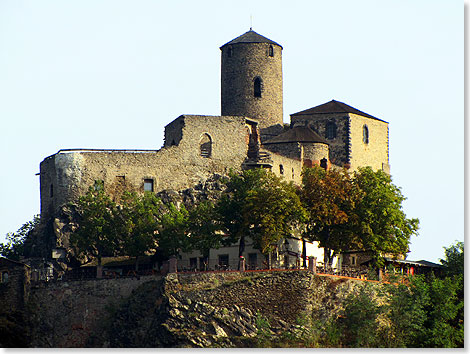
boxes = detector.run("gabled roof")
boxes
[220,29,283,49]
[263,126,328,145]
[292,100,387,123]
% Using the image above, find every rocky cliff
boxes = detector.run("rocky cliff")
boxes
[26,270,382,348]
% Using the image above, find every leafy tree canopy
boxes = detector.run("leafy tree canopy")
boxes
[300,167,361,264]
[353,167,419,265]
[119,191,162,270]
[157,203,190,258]
[217,168,306,258]
[440,241,464,277]
[70,184,121,266]
[0,215,39,261]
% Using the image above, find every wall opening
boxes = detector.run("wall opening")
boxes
[144,179,154,192]
[269,45,274,57]
[200,133,212,158]
[326,122,337,139]
[279,164,284,175]
[218,254,229,268]
[363,124,369,144]
[1,271,8,283]
[254,77,262,98]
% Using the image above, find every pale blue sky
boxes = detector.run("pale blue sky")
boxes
[0,0,463,263]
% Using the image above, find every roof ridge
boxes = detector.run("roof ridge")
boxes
[220,29,283,49]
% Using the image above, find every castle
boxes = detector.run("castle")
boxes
[38,29,390,271]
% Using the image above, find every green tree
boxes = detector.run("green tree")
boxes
[71,184,121,268]
[352,167,419,266]
[300,167,360,266]
[339,285,383,347]
[187,201,223,260]
[157,203,190,258]
[217,169,306,267]
[119,191,162,271]
[384,275,430,347]
[0,215,39,261]
[440,241,464,277]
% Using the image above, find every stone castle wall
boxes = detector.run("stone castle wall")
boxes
[290,113,388,171]
[221,42,283,130]
[40,115,251,219]
[348,113,389,171]
[291,114,349,168]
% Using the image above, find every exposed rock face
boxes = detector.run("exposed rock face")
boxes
[26,271,379,348]
[156,173,227,209]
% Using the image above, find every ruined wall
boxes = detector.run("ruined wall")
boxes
[39,115,250,219]
[221,42,283,130]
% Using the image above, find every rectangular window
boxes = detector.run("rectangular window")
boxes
[248,253,258,270]
[189,257,197,270]
[144,179,154,192]
[218,254,229,267]
[351,256,356,266]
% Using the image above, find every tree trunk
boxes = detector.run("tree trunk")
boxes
[135,256,139,272]
[302,239,307,268]
[97,255,103,278]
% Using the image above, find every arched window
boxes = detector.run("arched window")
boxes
[325,122,337,139]
[1,271,8,283]
[269,45,274,57]
[227,46,233,58]
[363,124,369,144]
[254,77,262,98]
[200,133,212,158]
[279,164,284,175]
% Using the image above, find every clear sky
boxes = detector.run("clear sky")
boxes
[0,0,463,263]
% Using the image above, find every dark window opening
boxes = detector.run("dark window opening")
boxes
[171,139,176,146]
[269,45,274,57]
[189,257,197,270]
[363,124,369,144]
[248,253,258,270]
[279,164,284,175]
[144,179,154,192]
[320,158,328,170]
[227,46,232,58]
[292,168,295,179]
[254,77,262,98]
[218,254,229,268]
[325,122,337,139]
[200,133,212,158]
[1,271,8,283]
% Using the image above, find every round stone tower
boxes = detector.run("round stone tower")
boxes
[220,29,283,130]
